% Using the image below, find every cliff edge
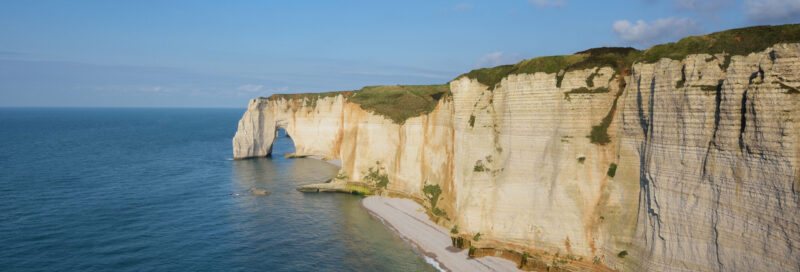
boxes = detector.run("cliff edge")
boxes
[233,24,800,271]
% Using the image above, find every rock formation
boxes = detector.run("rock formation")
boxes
[233,25,800,271]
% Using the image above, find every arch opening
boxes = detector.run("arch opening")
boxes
[270,128,295,157]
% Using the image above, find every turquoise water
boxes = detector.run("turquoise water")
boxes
[0,108,435,271]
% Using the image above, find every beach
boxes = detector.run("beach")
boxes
[361,196,523,272]
[308,155,520,271]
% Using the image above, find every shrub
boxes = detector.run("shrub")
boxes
[468,246,476,257]
[472,232,481,241]
[577,157,586,164]
[473,160,487,172]
[423,184,442,208]
[586,69,599,87]
[432,207,447,217]
[607,163,618,177]
[675,79,685,89]
[469,115,476,127]
[588,87,623,145]
[423,184,445,218]
[520,252,530,267]
[451,225,459,234]
[556,72,566,88]
[617,250,628,258]
[563,87,610,100]
[363,162,389,188]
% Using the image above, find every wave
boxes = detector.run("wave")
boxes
[422,255,446,272]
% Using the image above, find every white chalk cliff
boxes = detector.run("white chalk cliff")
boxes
[233,27,800,271]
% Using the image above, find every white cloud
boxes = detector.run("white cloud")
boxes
[236,84,264,92]
[340,71,451,79]
[642,0,730,18]
[270,86,289,93]
[529,0,565,8]
[673,0,728,11]
[612,18,701,47]
[476,51,524,68]
[745,0,800,24]
[237,86,287,97]
[453,3,474,11]
[137,86,172,93]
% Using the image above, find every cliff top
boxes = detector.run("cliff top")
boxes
[459,47,640,91]
[639,23,800,63]
[267,91,351,102]
[266,84,450,124]
[459,23,800,90]
[263,23,800,124]
[348,84,451,124]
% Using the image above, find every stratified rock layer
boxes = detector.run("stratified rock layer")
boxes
[619,43,800,271]
[233,44,800,271]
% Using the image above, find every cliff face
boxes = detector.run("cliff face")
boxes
[232,42,800,270]
[619,43,800,271]
[449,66,637,261]
[233,93,457,216]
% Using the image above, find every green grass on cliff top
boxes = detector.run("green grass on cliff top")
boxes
[459,47,640,90]
[638,24,800,63]
[265,24,800,123]
[459,23,800,90]
[267,91,345,101]
[266,84,451,124]
[347,84,451,124]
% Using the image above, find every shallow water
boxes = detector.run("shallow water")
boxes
[0,108,435,271]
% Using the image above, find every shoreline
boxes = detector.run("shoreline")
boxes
[306,155,343,168]
[360,196,523,272]
[299,155,518,271]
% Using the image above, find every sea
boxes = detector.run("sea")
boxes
[0,108,437,271]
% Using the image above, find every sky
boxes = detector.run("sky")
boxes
[1,0,798,108]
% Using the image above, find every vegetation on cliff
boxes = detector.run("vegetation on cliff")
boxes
[266,24,800,145]
[267,91,348,108]
[363,161,389,189]
[459,47,640,91]
[459,24,800,92]
[607,163,618,177]
[267,84,451,124]
[423,184,446,217]
[563,86,611,101]
[638,23,800,63]
[347,84,451,124]
[587,85,624,145]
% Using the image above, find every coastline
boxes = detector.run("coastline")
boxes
[361,196,523,272]
[306,155,343,168]
[301,155,519,271]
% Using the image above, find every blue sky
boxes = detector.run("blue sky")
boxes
[1,0,798,107]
